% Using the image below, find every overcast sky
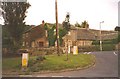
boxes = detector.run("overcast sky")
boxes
[24,0,119,30]
[0,0,119,30]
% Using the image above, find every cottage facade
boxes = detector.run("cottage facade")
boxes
[63,27,118,47]
[23,23,49,48]
[63,28,96,47]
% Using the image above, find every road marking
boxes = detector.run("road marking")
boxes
[52,76,64,77]
[19,75,33,77]
[84,52,87,54]
[36,76,48,77]
[113,52,117,56]
[87,52,91,54]
[84,52,92,54]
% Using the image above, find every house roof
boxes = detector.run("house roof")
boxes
[89,29,118,40]
[63,27,118,41]
[30,25,45,39]
[24,25,46,41]
[76,28,96,40]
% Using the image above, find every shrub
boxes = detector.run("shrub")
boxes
[36,56,46,61]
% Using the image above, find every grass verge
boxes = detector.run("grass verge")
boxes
[3,54,95,74]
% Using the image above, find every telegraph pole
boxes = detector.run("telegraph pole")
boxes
[55,0,60,56]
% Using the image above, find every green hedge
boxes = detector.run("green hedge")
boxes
[78,44,116,52]
[92,39,118,45]
[94,44,116,51]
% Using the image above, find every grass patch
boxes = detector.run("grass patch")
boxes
[3,54,95,73]
[2,57,22,72]
[29,54,95,72]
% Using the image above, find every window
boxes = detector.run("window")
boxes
[23,34,25,39]
[68,31,71,35]
[38,42,44,47]
[26,33,28,37]
[22,42,25,46]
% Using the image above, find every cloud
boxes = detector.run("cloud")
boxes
[25,0,118,30]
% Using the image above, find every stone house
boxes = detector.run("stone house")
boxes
[63,27,96,47]
[63,27,118,48]
[22,21,49,48]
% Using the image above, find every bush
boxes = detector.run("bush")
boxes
[92,39,118,45]
[31,50,46,56]
[78,44,116,52]
[29,47,63,56]
[93,44,116,51]
[36,56,46,61]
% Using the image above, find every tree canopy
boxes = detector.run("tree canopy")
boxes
[62,12,70,31]
[75,20,89,28]
[115,26,120,31]
[114,26,120,43]
[2,2,30,52]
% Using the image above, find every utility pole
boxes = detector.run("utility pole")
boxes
[55,0,60,56]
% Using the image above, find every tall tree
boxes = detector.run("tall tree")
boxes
[2,2,30,52]
[47,25,56,46]
[118,32,120,43]
[115,26,120,31]
[75,22,81,28]
[114,26,120,43]
[59,28,67,46]
[81,20,89,28]
[63,12,70,31]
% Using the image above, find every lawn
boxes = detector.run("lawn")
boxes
[2,54,95,74]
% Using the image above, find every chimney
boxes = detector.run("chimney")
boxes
[42,20,48,37]
[42,20,45,27]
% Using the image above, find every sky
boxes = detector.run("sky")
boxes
[0,0,119,30]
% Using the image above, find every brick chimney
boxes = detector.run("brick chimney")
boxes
[42,20,48,38]
[42,20,45,27]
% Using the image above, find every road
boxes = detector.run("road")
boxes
[29,51,118,77]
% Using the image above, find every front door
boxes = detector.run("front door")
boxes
[38,42,44,47]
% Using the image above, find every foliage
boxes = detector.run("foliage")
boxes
[45,23,68,46]
[36,56,46,61]
[2,2,30,52]
[75,20,89,28]
[44,23,48,30]
[92,38,119,45]
[47,25,56,46]
[114,26,120,43]
[75,22,81,27]
[93,44,116,51]
[81,20,89,28]
[62,21,70,31]
[62,12,71,31]
[2,25,13,48]
[92,39,117,51]
[114,26,120,31]
[59,28,68,45]
[118,32,120,43]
